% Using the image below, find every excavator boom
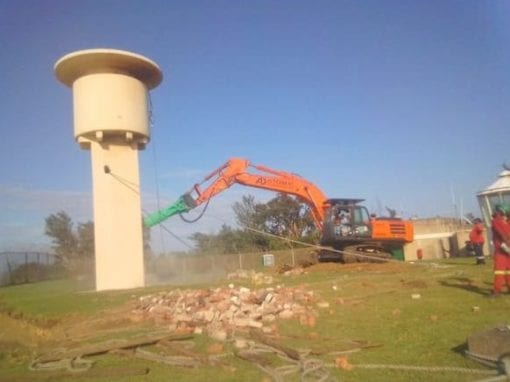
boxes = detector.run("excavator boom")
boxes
[145,158,329,229]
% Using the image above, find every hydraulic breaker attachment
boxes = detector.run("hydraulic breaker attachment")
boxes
[144,193,195,227]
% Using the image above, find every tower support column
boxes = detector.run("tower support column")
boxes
[90,140,144,290]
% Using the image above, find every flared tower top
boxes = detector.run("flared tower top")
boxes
[54,48,163,89]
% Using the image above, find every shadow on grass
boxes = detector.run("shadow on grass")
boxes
[451,342,468,356]
[439,277,491,296]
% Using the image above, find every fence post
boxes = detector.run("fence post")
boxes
[6,256,12,285]
[24,252,28,283]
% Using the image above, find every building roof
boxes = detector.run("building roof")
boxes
[477,170,510,196]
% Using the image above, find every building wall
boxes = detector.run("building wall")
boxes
[403,218,489,261]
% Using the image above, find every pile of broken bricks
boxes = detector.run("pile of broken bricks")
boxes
[132,284,330,341]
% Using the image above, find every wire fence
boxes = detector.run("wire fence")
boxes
[145,248,314,285]
[0,251,55,286]
[0,248,314,287]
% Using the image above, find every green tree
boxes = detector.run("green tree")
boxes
[233,193,317,251]
[258,194,315,240]
[189,224,258,254]
[76,221,94,259]
[45,211,79,264]
[188,194,318,254]
[232,195,259,228]
[233,195,272,251]
[143,221,152,264]
[45,212,153,274]
[255,194,317,251]
[44,211,95,274]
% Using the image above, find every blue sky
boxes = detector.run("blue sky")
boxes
[1,0,510,252]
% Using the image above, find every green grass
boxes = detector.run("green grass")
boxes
[0,278,187,322]
[0,257,509,381]
[0,279,131,321]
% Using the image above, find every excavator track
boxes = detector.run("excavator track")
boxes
[318,245,392,263]
[342,245,392,263]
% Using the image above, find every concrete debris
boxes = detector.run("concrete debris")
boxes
[133,285,321,341]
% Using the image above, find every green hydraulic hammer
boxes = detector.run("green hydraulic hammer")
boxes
[143,194,196,227]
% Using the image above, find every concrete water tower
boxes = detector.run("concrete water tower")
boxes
[54,49,162,291]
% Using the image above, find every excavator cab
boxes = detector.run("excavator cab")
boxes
[321,199,372,247]
[319,198,412,262]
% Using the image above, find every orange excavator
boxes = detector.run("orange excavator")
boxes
[144,158,414,262]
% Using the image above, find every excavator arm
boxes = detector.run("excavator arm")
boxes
[144,158,329,229]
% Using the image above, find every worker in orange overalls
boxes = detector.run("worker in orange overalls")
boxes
[490,203,510,297]
[469,218,486,265]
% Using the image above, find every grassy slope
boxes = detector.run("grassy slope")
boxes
[0,257,509,382]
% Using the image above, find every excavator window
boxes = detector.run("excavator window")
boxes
[331,207,352,236]
[353,207,371,236]
[328,206,370,238]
